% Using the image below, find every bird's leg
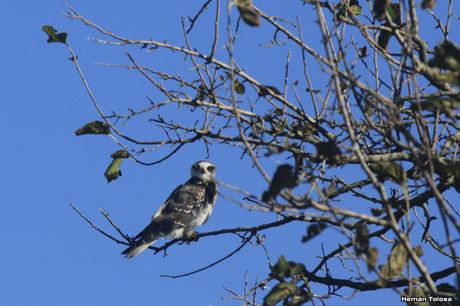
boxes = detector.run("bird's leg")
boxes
[183,230,199,243]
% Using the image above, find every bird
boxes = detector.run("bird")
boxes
[121,160,218,258]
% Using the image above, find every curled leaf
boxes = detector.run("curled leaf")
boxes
[380,242,407,278]
[270,256,307,279]
[355,222,370,256]
[271,255,289,278]
[324,178,339,197]
[387,3,401,24]
[366,247,379,271]
[290,121,319,139]
[104,158,124,183]
[377,28,392,50]
[315,140,342,164]
[421,0,437,10]
[75,121,110,136]
[412,97,459,114]
[369,161,405,185]
[110,150,130,159]
[258,85,281,97]
[427,69,460,86]
[349,3,362,15]
[434,159,460,191]
[263,282,298,306]
[375,3,400,50]
[302,223,327,243]
[42,25,68,44]
[413,245,424,257]
[436,283,457,295]
[429,40,460,72]
[371,207,384,217]
[262,164,298,202]
[403,287,429,306]
[359,46,368,58]
[234,79,246,94]
[285,289,311,306]
[373,0,389,21]
[335,0,362,22]
[236,0,261,27]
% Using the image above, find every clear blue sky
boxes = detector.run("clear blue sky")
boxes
[1,1,458,306]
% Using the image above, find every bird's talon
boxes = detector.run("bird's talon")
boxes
[184,231,199,242]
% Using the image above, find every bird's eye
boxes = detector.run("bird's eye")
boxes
[207,165,215,172]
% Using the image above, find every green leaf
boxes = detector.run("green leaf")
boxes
[412,97,459,114]
[324,178,338,196]
[387,3,401,25]
[371,207,384,217]
[290,121,319,139]
[421,0,437,10]
[258,85,281,97]
[413,245,424,257]
[403,287,429,306]
[369,161,405,185]
[434,159,460,190]
[434,159,460,177]
[236,0,261,27]
[284,289,311,306]
[263,282,298,306]
[110,150,130,159]
[428,69,460,86]
[271,255,290,277]
[262,164,298,202]
[380,242,407,278]
[354,222,370,255]
[359,46,368,58]
[335,0,362,22]
[436,283,457,295]
[104,158,124,183]
[350,4,362,15]
[195,85,207,101]
[75,121,111,136]
[373,0,389,21]
[42,25,68,44]
[429,40,460,72]
[302,223,327,243]
[270,256,307,279]
[234,79,246,94]
[366,247,379,271]
[377,28,392,50]
[288,262,308,277]
[315,140,342,163]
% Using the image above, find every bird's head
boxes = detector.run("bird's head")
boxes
[191,160,216,182]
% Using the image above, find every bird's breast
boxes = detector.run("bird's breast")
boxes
[193,203,214,227]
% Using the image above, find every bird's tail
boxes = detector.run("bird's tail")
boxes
[121,240,156,259]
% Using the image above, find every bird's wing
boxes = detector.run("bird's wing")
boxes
[157,181,208,227]
[199,181,218,226]
[134,181,210,241]
[155,179,218,231]
[132,184,184,241]
[150,184,184,221]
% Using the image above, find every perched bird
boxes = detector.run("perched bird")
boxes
[122,160,218,258]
